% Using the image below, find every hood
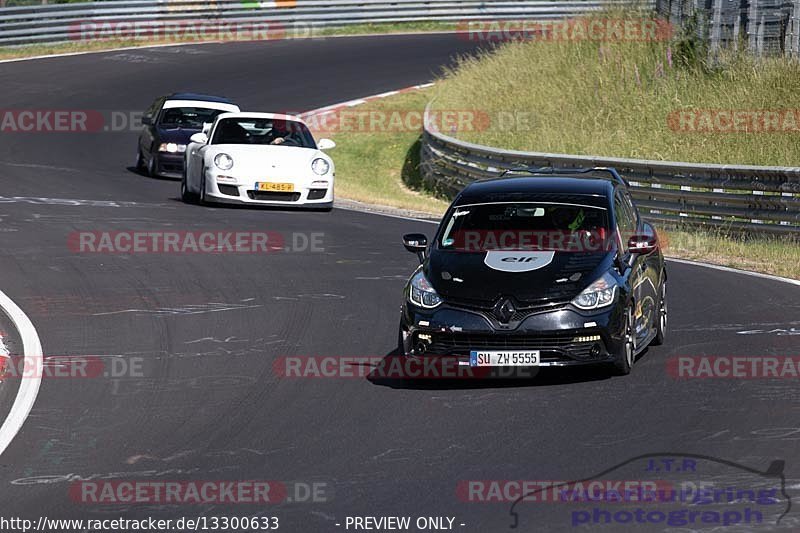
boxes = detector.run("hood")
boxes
[157,126,201,144]
[426,249,615,304]
[206,145,328,174]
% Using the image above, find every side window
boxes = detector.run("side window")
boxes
[621,191,639,231]
[614,191,636,248]
[144,97,163,122]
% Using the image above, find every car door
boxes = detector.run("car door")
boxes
[139,97,164,160]
[614,190,650,348]
[619,189,659,345]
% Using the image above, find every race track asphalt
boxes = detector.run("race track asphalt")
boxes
[0,34,799,532]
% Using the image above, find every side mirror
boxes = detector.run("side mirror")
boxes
[141,116,152,126]
[317,138,336,150]
[189,132,208,144]
[403,233,428,263]
[628,233,658,255]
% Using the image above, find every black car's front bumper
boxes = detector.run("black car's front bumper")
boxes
[399,301,626,367]
[153,153,183,178]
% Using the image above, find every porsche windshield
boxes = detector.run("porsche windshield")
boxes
[439,202,611,252]
[211,118,316,148]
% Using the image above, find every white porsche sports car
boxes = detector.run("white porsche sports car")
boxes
[181,112,336,210]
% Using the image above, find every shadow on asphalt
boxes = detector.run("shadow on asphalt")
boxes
[127,165,330,212]
[365,347,655,390]
[126,165,180,182]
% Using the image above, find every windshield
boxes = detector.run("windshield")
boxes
[158,107,227,128]
[211,118,316,148]
[439,202,611,252]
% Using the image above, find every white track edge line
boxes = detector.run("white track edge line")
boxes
[664,257,800,286]
[0,290,43,457]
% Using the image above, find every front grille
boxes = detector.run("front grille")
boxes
[446,295,571,323]
[307,188,327,200]
[159,160,183,173]
[246,191,301,202]
[218,185,240,196]
[419,331,605,361]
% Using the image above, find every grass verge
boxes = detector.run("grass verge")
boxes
[324,89,449,214]
[428,15,800,165]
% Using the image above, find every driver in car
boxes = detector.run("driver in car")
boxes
[269,123,292,145]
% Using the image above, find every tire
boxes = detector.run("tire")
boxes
[652,281,667,346]
[397,324,411,357]
[135,148,146,173]
[180,172,197,204]
[147,154,159,178]
[198,168,208,205]
[612,306,636,375]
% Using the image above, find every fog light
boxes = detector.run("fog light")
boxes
[573,335,601,343]
[590,344,601,357]
[216,175,236,183]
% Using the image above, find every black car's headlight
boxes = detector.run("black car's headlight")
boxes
[571,272,618,310]
[408,270,442,309]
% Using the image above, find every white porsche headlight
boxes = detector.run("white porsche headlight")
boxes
[571,272,618,310]
[214,153,234,171]
[311,158,330,176]
[408,270,442,309]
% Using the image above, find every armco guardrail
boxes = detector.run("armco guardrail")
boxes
[420,105,800,235]
[0,0,645,46]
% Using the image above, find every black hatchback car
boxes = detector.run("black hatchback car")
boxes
[135,93,239,178]
[398,168,667,375]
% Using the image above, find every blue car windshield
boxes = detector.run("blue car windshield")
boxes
[158,107,226,128]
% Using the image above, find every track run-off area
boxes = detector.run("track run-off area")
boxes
[0,34,799,532]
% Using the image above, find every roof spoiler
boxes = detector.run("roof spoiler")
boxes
[498,166,628,187]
